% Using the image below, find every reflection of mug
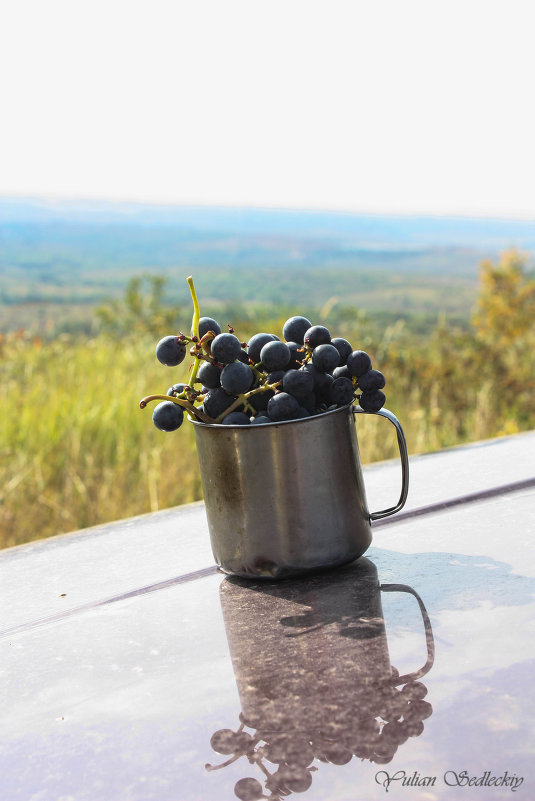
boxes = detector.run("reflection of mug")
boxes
[192,403,409,579]
[219,559,433,735]
[207,559,435,797]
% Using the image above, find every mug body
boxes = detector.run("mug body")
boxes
[192,403,372,579]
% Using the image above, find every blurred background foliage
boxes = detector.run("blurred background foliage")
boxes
[1,249,534,548]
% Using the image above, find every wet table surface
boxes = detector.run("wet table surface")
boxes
[1,431,534,801]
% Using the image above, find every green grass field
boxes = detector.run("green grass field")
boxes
[2,263,533,550]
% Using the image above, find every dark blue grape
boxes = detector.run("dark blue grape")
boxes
[282,315,312,345]
[311,343,340,373]
[282,368,314,399]
[267,370,285,385]
[198,362,221,389]
[237,349,250,364]
[331,337,353,365]
[220,361,254,394]
[333,365,351,379]
[359,389,386,412]
[294,405,312,418]
[249,389,273,411]
[198,317,221,338]
[203,387,235,418]
[221,411,251,425]
[251,414,271,425]
[358,369,385,392]
[301,363,333,399]
[267,392,299,421]
[167,382,187,397]
[347,350,372,377]
[247,332,278,364]
[287,341,305,369]
[211,333,242,364]
[329,377,355,406]
[260,341,291,371]
[304,325,331,348]
[155,335,187,366]
[152,401,184,431]
[300,391,317,413]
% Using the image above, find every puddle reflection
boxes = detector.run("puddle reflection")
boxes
[206,557,435,799]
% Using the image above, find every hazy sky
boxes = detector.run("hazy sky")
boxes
[1,0,534,218]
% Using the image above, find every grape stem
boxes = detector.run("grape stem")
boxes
[139,394,215,424]
[215,382,281,423]
[186,275,203,389]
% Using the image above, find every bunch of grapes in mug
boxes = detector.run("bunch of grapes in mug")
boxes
[205,676,431,800]
[142,312,387,432]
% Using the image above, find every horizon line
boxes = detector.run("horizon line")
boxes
[2,192,535,225]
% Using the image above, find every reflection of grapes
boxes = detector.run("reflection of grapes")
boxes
[234,777,264,801]
[210,729,241,755]
[207,673,432,799]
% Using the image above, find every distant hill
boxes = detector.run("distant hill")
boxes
[2,195,535,250]
[1,196,533,334]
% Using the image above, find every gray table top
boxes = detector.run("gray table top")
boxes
[1,430,534,801]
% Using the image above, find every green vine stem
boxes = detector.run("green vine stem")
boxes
[139,394,215,424]
[186,275,203,389]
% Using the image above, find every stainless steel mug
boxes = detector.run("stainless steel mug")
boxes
[192,403,409,579]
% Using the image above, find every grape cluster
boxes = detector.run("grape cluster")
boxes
[206,675,432,800]
[144,310,387,432]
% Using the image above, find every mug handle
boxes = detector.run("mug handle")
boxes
[380,583,435,685]
[353,405,409,520]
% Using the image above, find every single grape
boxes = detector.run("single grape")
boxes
[266,370,285,386]
[220,361,254,394]
[282,368,314,399]
[359,389,386,412]
[278,765,313,793]
[329,377,355,406]
[210,728,240,755]
[282,315,312,345]
[301,364,334,400]
[311,343,340,373]
[203,387,235,418]
[155,335,187,367]
[247,332,278,363]
[152,401,184,431]
[381,720,409,746]
[234,777,264,801]
[211,333,242,364]
[267,392,299,421]
[405,699,433,721]
[347,350,372,377]
[237,348,250,364]
[198,362,221,389]
[287,341,305,369]
[198,316,222,338]
[358,369,386,392]
[401,681,428,701]
[167,382,187,397]
[248,388,273,411]
[221,412,251,425]
[294,405,311,418]
[331,337,353,364]
[250,414,271,425]
[323,741,353,765]
[260,341,291,371]
[333,364,351,380]
[304,324,331,348]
